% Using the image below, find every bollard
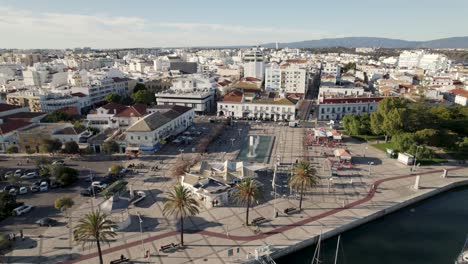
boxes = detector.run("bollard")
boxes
[413,175,420,190]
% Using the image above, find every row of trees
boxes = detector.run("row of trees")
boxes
[72,160,319,263]
[343,97,468,159]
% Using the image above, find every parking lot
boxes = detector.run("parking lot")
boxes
[0,156,120,237]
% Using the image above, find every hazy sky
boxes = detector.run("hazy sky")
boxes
[1,0,467,49]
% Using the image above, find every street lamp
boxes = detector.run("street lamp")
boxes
[413,145,422,172]
[137,211,145,257]
[368,162,374,176]
[230,138,235,147]
[178,149,184,161]
[238,128,242,137]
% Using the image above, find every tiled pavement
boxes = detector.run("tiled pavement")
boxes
[5,124,468,264]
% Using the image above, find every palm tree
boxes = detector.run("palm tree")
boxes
[73,210,117,264]
[289,161,318,211]
[232,178,261,226]
[163,184,200,246]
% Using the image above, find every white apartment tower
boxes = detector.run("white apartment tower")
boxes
[242,47,265,80]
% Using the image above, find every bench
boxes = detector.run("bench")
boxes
[159,243,177,252]
[251,217,267,225]
[110,258,129,264]
[284,207,298,215]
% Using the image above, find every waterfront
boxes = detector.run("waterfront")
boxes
[278,187,468,264]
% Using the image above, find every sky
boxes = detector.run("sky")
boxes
[0,0,467,49]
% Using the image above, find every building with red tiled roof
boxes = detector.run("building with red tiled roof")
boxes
[449,88,468,106]
[317,96,385,121]
[86,103,149,130]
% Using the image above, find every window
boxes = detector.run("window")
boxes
[145,136,148,140]
[137,136,140,140]
[131,136,133,140]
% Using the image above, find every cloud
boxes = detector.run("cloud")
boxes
[0,7,328,48]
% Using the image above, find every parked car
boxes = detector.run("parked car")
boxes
[50,181,61,189]
[21,172,38,179]
[91,181,108,190]
[14,169,23,177]
[3,185,18,192]
[80,189,93,197]
[39,182,48,192]
[13,205,33,216]
[8,188,18,196]
[52,160,64,165]
[30,186,39,192]
[35,217,58,227]
[4,171,13,179]
[19,187,28,195]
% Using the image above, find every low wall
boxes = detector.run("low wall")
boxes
[263,178,468,262]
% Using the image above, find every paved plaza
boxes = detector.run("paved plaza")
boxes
[3,122,468,264]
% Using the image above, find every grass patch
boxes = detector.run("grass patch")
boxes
[347,133,385,142]
[373,142,448,165]
[417,157,448,165]
[371,142,396,152]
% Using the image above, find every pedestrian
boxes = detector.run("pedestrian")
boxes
[120,254,125,260]
[20,230,23,240]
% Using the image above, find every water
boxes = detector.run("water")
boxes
[237,135,274,163]
[277,187,468,264]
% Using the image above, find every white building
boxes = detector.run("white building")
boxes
[399,50,450,72]
[242,48,265,80]
[125,105,195,153]
[265,63,309,94]
[317,96,384,120]
[217,90,296,121]
[71,77,129,105]
[86,102,148,130]
[155,75,216,114]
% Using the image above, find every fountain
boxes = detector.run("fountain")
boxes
[247,135,258,158]
[237,135,275,163]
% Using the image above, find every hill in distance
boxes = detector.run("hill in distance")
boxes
[262,36,468,49]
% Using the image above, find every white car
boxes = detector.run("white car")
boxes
[14,169,23,177]
[21,172,38,179]
[4,171,13,179]
[39,182,48,192]
[13,205,33,216]
[8,188,18,196]
[19,187,28,195]
[52,160,65,165]
[91,181,108,189]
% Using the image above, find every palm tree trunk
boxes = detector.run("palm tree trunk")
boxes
[96,237,103,264]
[180,216,184,246]
[245,195,251,226]
[299,181,305,211]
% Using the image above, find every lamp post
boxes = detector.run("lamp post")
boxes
[238,128,242,137]
[413,145,422,172]
[137,211,145,257]
[178,149,184,161]
[230,138,235,147]
[368,162,374,176]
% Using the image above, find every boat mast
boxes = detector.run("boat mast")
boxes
[311,232,322,264]
[334,235,341,264]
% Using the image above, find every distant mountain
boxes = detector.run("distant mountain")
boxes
[262,36,468,49]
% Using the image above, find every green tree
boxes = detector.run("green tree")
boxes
[42,110,75,123]
[132,89,155,105]
[73,121,84,130]
[289,161,318,211]
[56,167,79,186]
[120,96,134,105]
[109,164,120,176]
[381,108,408,137]
[232,178,261,226]
[54,196,74,212]
[6,145,18,154]
[62,141,79,154]
[39,138,62,154]
[370,112,384,136]
[73,210,117,264]
[392,133,417,152]
[163,184,200,246]
[414,129,440,146]
[102,140,119,154]
[0,192,19,220]
[457,137,468,152]
[105,93,122,103]
[133,83,147,93]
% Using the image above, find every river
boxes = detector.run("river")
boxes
[277,187,468,264]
